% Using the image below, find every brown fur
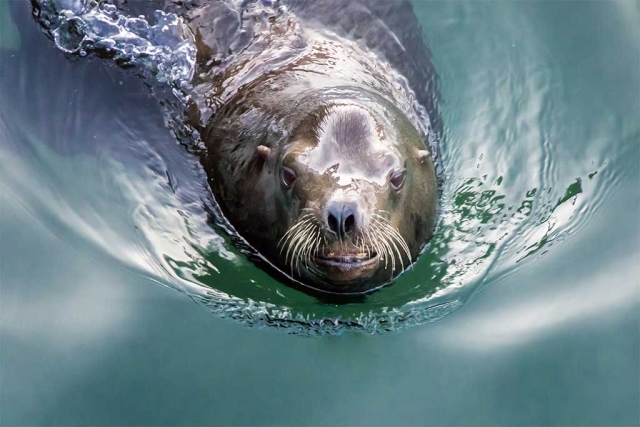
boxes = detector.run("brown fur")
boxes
[195,1,439,293]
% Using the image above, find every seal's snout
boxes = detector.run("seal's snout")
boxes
[325,200,360,238]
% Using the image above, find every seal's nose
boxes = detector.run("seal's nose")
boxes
[326,201,358,237]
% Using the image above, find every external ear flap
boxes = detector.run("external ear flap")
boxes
[416,149,431,164]
[256,145,271,160]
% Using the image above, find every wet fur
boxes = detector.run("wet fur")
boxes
[112,0,441,293]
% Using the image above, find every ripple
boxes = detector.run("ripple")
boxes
[14,0,628,335]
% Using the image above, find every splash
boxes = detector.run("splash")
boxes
[32,0,196,87]
[25,0,606,335]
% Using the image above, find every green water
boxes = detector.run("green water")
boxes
[1,0,638,424]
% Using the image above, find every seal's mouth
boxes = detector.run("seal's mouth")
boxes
[313,251,379,270]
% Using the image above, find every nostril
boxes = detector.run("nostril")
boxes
[327,213,339,234]
[326,202,358,237]
[343,214,355,235]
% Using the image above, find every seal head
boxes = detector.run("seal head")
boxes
[205,87,438,294]
[198,2,440,294]
[273,103,437,293]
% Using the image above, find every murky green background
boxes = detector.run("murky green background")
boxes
[1,0,638,424]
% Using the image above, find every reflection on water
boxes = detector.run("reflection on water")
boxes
[438,254,639,351]
[2,0,634,335]
[1,0,639,424]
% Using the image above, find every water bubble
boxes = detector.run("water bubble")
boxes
[33,0,196,87]
[55,0,88,15]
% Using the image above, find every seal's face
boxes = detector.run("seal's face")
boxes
[258,103,438,294]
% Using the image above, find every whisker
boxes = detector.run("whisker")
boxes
[278,214,315,252]
[301,226,320,273]
[363,225,379,262]
[368,223,389,270]
[291,223,317,276]
[372,213,412,261]
[369,226,385,267]
[278,208,412,281]
[299,224,319,273]
[286,222,315,269]
[314,233,322,258]
[372,218,404,273]
[311,228,321,259]
[279,215,315,251]
[302,227,319,269]
[372,221,395,272]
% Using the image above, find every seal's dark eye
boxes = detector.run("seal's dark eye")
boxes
[390,170,406,191]
[281,167,297,189]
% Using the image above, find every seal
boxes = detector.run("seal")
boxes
[31,0,441,294]
[188,0,441,294]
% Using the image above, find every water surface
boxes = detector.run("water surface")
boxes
[1,0,638,424]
